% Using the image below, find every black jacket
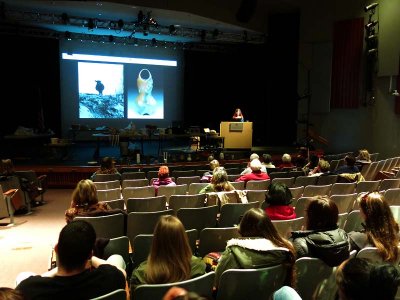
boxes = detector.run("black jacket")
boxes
[291,228,350,267]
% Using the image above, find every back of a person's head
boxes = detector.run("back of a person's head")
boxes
[1,159,14,175]
[158,166,170,179]
[266,182,292,206]
[337,257,400,300]
[100,156,114,170]
[318,159,331,172]
[72,179,98,207]
[57,220,96,271]
[263,154,272,164]
[250,159,262,171]
[282,153,292,163]
[344,155,356,167]
[0,287,25,300]
[147,215,192,283]
[358,149,371,161]
[306,196,338,231]
[209,159,219,171]
[249,153,259,161]
[211,167,228,184]
[238,208,278,240]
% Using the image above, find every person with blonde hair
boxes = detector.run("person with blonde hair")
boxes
[201,159,220,182]
[235,159,270,183]
[355,149,372,171]
[65,179,111,223]
[348,192,399,263]
[199,167,235,194]
[240,153,267,175]
[130,215,206,290]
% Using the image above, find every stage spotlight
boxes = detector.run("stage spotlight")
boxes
[368,48,378,55]
[364,2,378,13]
[365,20,378,31]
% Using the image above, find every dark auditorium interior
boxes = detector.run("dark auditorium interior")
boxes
[0,0,400,296]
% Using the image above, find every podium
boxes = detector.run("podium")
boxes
[220,121,252,149]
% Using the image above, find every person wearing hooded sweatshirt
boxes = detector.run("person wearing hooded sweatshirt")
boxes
[214,208,296,290]
[262,182,296,220]
[152,166,176,196]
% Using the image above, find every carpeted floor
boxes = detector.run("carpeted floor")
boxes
[0,188,73,288]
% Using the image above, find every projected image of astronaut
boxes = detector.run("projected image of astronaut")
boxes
[128,68,164,118]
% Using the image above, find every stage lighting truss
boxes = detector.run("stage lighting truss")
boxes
[364,4,379,57]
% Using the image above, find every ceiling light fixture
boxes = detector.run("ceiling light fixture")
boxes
[364,2,378,13]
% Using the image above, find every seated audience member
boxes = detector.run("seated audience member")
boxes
[90,156,121,181]
[290,196,349,267]
[152,166,176,195]
[199,167,235,194]
[241,153,267,175]
[273,286,302,300]
[0,158,15,180]
[130,215,206,290]
[278,153,296,169]
[262,154,276,169]
[16,220,127,300]
[308,159,331,177]
[236,159,270,183]
[201,159,220,182]
[65,179,112,223]
[348,192,399,263]
[334,154,359,175]
[215,208,296,289]
[0,287,25,300]
[262,182,296,220]
[355,149,372,171]
[336,257,400,300]
[302,154,319,175]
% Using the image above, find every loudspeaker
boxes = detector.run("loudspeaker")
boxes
[236,0,257,23]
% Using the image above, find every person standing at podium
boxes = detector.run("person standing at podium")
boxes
[232,108,244,122]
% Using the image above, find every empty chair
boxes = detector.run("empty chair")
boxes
[224,167,242,175]
[329,159,341,172]
[379,178,400,191]
[383,188,400,206]
[272,217,304,239]
[389,205,400,224]
[97,188,122,202]
[121,171,146,180]
[93,180,121,190]
[171,170,196,178]
[294,175,318,188]
[330,182,356,196]
[15,169,48,204]
[122,186,155,201]
[330,193,357,213]
[268,172,292,180]
[227,174,240,182]
[101,199,125,210]
[157,184,187,203]
[216,265,288,300]
[91,173,121,182]
[103,235,131,269]
[121,179,149,189]
[177,205,219,237]
[197,227,240,257]
[289,186,304,203]
[133,271,215,300]
[74,214,125,239]
[356,245,400,264]
[295,257,338,300]
[337,212,349,229]
[245,179,270,190]
[126,209,174,245]
[246,190,267,204]
[168,193,206,215]
[229,181,245,190]
[218,202,260,227]
[89,289,126,300]
[302,184,332,197]
[369,153,379,162]
[0,185,17,226]
[316,174,338,185]
[356,180,381,194]
[126,196,167,213]
[176,176,201,190]
[271,177,295,188]
[362,161,378,181]
[146,170,159,181]
[343,210,363,233]
[188,182,209,195]
[294,197,314,218]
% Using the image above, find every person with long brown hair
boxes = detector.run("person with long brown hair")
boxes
[348,192,399,263]
[130,215,206,290]
[290,196,350,267]
[65,179,111,223]
[214,208,296,289]
[199,167,235,194]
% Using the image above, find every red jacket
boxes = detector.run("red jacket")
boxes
[235,171,270,182]
[265,205,296,220]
